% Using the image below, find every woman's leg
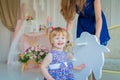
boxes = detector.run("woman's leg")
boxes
[92,72,96,80]
[88,72,96,80]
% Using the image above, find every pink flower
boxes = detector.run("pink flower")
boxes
[40,52,44,55]
[28,49,31,53]
[35,47,38,51]
[31,46,34,50]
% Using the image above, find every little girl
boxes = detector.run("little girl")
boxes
[41,27,85,80]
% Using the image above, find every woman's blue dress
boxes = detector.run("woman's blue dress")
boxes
[76,0,110,45]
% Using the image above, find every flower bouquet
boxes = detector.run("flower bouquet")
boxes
[19,45,49,63]
[19,45,48,71]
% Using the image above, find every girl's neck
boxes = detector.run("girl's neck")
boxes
[52,47,63,52]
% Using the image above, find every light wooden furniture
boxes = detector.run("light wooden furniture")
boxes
[21,59,40,72]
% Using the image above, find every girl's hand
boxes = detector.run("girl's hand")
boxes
[74,64,86,70]
[77,64,86,70]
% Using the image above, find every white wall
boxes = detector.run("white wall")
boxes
[0,20,13,62]
[101,0,120,27]
[20,0,66,27]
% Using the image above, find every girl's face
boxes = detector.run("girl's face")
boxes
[52,34,67,50]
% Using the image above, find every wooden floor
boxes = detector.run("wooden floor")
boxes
[0,62,120,80]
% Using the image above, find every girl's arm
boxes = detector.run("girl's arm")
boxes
[94,0,102,41]
[41,53,54,80]
[73,64,86,70]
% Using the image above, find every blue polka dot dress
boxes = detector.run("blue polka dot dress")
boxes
[76,0,110,45]
[44,50,74,80]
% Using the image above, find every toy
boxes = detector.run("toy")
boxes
[73,32,110,80]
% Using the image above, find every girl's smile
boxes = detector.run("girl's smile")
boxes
[57,42,64,45]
